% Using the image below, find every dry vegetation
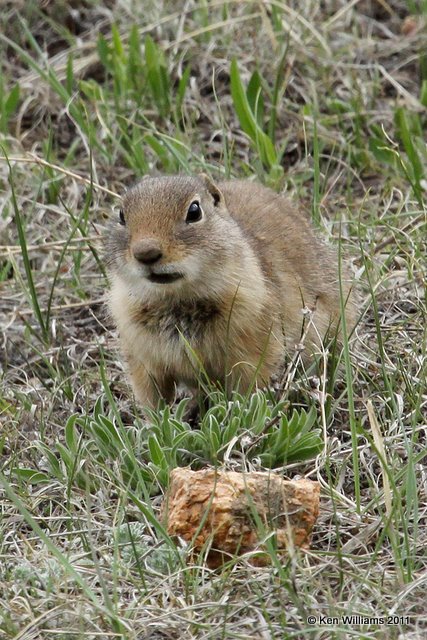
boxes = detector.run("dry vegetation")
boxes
[0,1,426,638]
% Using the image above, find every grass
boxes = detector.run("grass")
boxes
[0,0,426,638]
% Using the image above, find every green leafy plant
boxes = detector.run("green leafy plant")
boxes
[22,391,322,494]
[114,522,180,573]
[149,391,322,472]
[35,414,95,490]
[230,59,283,179]
[249,406,322,467]
[144,34,171,118]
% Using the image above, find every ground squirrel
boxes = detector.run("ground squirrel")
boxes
[105,175,355,408]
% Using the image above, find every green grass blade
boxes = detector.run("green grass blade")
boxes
[394,107,424,203]
[230,58,277,169]
[6,158,48,342]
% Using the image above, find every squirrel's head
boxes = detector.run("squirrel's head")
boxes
[106,174,241,300]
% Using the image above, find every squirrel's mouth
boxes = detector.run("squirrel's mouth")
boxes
[147,271,184,284]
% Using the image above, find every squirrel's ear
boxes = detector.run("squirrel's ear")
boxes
[199,173,223,207]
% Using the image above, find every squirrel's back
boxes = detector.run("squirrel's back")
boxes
[219,179,354,337]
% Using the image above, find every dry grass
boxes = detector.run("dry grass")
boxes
[0,1,426,639]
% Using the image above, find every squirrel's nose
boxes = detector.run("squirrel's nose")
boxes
[132,240,163,265]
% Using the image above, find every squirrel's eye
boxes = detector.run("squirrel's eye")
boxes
[119,208,125,226]
[186,201,202,223]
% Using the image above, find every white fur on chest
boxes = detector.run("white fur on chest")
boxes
[108,278,192,371]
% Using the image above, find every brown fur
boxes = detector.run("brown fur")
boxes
[105,175,356,408]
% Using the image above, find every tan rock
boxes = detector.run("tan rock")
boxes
[163,468,320,567]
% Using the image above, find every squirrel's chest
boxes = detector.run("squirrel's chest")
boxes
[131,299,221,343]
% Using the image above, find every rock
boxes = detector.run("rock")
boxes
[163,468,320,567]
